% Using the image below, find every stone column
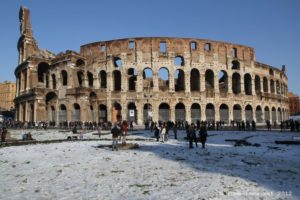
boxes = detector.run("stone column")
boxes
[185,103,191,123]
[169,71,174,92]
[185,71,190,93]
[201,104,206,121]
[227,75,232,94]
[170,103,175,122]
[137,102,143,125]
[229,105,233,123]
[241,105,246,121]
[251,78,256,95]
[107,97,112,122]
[260,79,264,93]
[214,74,219,94]
[26,68,30,90]
[94,75,99,89]
[136,73,143,93]
[215,103,220,122]
[153,72,159,92]
[240,74,245,94]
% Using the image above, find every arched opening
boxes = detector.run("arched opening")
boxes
[77,71,84,87]
[272,107,276,124]
[99,104,107,122]
[233,104,242,122]
[175,69,185,91]
[205,103,215,122]
[255,75,261,94]
[190,68,200,91]
[264,107,270,122]
[218,70,228,95]
[143,68,153,90]
[113,57,122,68]
[76,59,85,67]
[244,74,252,95]
[175,103,186,122]
[128,68,137,91]
[87,71,93,87]
[159,103,170,122]
[278,108,282,122]
[232,73,241,94]
[61,70,68,86]
[205,70,214,97]
[50,106,56,122]
[46,92,58,105]
[113,70,121,91]
[52,74,56,89]
[112,102,122,122]
[191,103,201,123]
[73,103,81,121]
[263,77,268,93]
[232,60,240,70]
[220,104,229,124]
[158,68,169,91]
[270,80,275,94]
[37,62,49,83]
[174,56,184,66]
[143,103,152,123]
[245,105,253,122]
[99,70,107,89]
[256,106,263,123]
[127,103,137,123]
[29,104,34,123]
[90,105,96,122]
[59,104,67,122]
[276,80,280,94]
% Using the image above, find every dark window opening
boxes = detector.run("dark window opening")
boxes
[190,42,197,50]
[255,75,261,94]
[76,59,85,67]
[99,70,107,88]
[128,68,137,91]
[87,72,93,87]
[77,71,84,87]
[244,74,252,95]
[52,74,56,89]
[113,70,121,91]
[263,77,268,93]
[218,70,228,94]
[114,57,122,68]
[62,70,68,86]
[190,69,200,91]
[205,70,214,97]
[232,73,241,94]
[232,48,237,58]
[232,60,240,70]
[204,43,211,51]
[37,62,49,83]
[269,68,274,76]
[174,69,185,91]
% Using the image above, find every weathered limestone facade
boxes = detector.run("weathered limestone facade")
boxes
[0,81,16,110]
[14,7,289,125]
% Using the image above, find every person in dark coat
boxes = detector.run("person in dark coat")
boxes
[173,123,178,139]
[154,124,160,142]
[111,123,121,151]
[199,124,208,149]
[188,123,197,148]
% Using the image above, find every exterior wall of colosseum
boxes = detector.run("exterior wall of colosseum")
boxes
[14,7,289,126]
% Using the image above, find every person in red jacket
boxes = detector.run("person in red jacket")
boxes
[122,120,128,145]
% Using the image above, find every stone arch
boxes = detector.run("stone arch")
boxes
[272,107,276,124]
[263,77,268,93]
[98,104,107,122]
[113,70,121,91]
[205,70,214,97]
[158,67,169,91]
[270,79,275,93]
[59,104,67,122]
[191,103,201,123]
[143,103,152,122]
[77,71,84,87]
[244,73,252,95]
[245,104,253,122]
[175,102,186,122]
[51,74,56,89]
[233,104,242,122]
[174,55,184,66]
[159,103,170,122]
[113,57,122,68]
[76,59,85,67]
[99,70,107,89]
[87,71,93,87]
[232,72,241,94]
[73,103,81,121]
[255,75,261,94]
[46,92,58,105]
[128,68,137,91]
[127,102,137,123]
[218,70,228,95]
[205,103,215,122]
[256,106,263,123]
[276,80,280,94]
[278,108,282,122]
[264,106,270,122]
[232,60,240,70]
[220,104,229,123]
[37,62,50,83]
[61,70,68,86]
[175,69,185,91]
[50,106,56,122]
[190,68,200,91]
[143,68,153,90]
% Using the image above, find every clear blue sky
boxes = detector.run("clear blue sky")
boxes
[1,0,299,95]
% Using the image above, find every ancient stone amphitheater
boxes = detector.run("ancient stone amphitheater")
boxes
[14,7,289,126]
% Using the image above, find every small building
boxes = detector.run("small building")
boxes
[288,92,300,116]
[0,81,16,111]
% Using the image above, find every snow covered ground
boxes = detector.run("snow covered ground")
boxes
[1,129,299,200]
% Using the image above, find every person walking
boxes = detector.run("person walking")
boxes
[188,123,197,148]
[111,123,121,151]
[173,123,178,139]
[121,120,128,145]
[199,124,208,149]
[154,124,160,142]
[160,123,167,143]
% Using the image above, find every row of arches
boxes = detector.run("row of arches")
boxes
[46,101,287,124]
[35,62,287,97]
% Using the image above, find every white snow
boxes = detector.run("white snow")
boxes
[1,129,300,200]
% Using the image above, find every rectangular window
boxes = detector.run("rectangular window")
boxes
[232,48,237,58]
[100,44,106,52]
[160,42,167,53]
[190,42,197,50]
[129,41,135,49]
[204,43,211,51]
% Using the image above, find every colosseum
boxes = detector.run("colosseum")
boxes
[14,7,289,126]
